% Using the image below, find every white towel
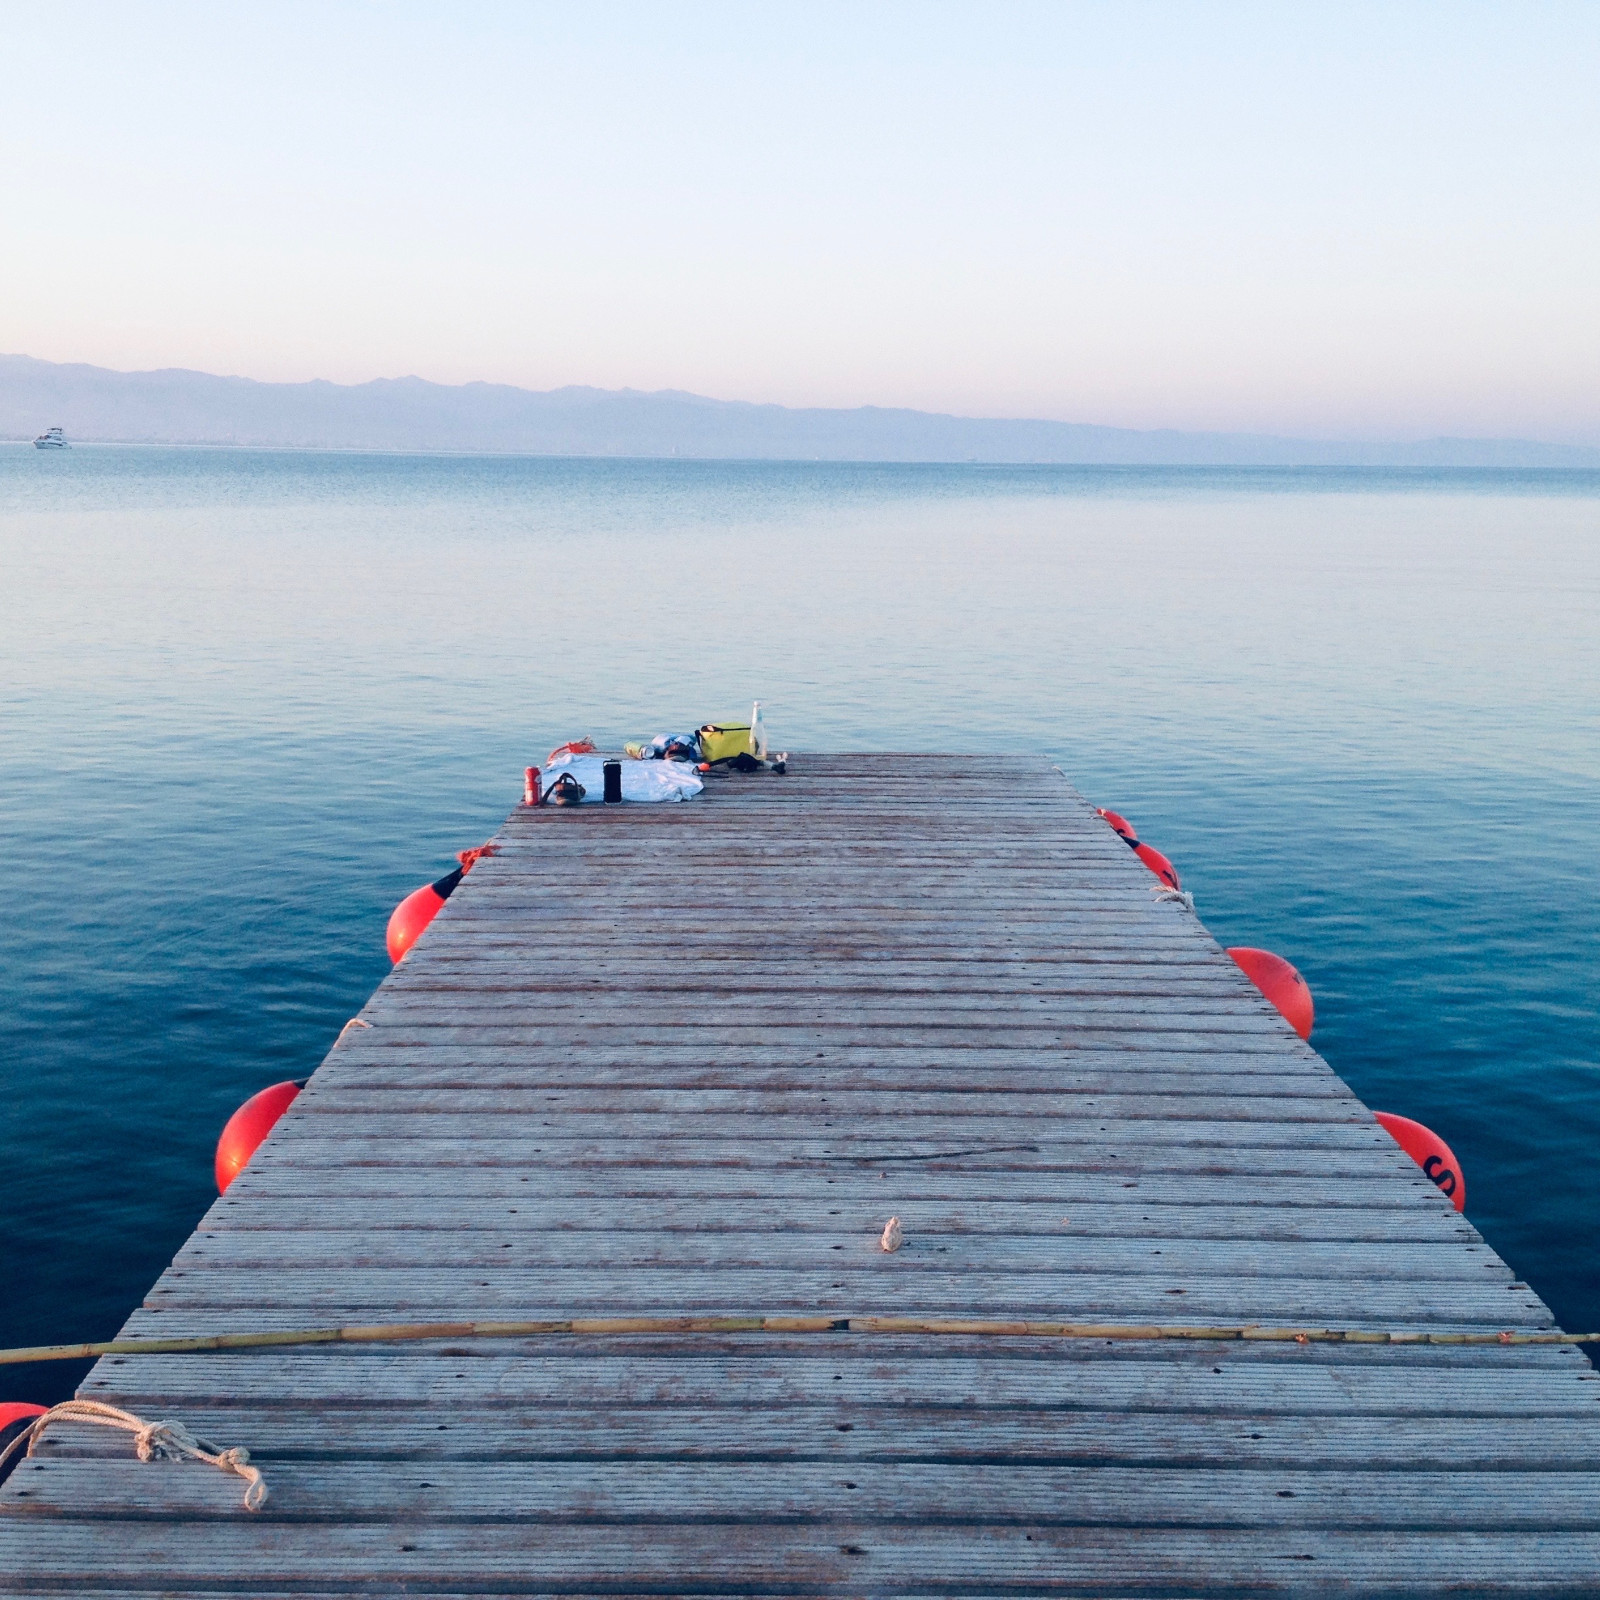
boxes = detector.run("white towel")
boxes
[543,753,703,803]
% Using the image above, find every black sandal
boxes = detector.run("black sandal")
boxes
[547,773,587,806]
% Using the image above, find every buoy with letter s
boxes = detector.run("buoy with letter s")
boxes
[1375,1111,1466,1211]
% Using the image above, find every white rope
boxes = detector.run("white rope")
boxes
[0,1400,267,1511]
[1150,885,1196,914]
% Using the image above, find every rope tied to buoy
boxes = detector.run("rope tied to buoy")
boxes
[0,1400,267,1511]
[455,842,497,872]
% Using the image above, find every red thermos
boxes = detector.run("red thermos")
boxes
[524,766,541,805]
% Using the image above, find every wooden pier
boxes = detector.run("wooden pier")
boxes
[4,752,1600,1595]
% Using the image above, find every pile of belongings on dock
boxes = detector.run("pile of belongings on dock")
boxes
[541,704,785,806]
[623,701,786,773]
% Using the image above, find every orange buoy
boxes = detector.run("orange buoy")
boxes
[1096,803,1178,888]
[1227,946,1314,1040]
[1132,841,1180,891]
[1375,1111,1466,1212]
[386,866,464,963]
[0,1404,45,1484]
[215,1080,304,1194]
[1096,806,1137,840]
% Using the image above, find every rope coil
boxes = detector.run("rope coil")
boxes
[0,1400,267,1511]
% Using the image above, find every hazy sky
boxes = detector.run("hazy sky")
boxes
[3,2,1597,441]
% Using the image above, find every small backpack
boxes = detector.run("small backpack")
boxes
[697,722,753,763]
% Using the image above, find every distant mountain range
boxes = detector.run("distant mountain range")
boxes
[3,353,1596,467]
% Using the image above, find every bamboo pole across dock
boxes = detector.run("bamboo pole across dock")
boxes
[3,1314,1597,1366]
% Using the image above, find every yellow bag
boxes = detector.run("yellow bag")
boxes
[698,722,753,762]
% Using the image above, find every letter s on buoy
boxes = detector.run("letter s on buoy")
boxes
[1421,1154,1457,1197]
[1375,1111,1466,1213]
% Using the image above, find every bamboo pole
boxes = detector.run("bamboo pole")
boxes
[1,1314,1596,1366]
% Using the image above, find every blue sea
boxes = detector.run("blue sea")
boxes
[2,447,1597,1402]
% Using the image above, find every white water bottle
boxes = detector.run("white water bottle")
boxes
[750,700,768,761]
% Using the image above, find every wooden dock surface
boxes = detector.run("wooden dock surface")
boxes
[4,752,1600,1595]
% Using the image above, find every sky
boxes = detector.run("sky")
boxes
[2,2,1598,443]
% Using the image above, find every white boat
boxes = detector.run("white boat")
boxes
[33,427,68,449]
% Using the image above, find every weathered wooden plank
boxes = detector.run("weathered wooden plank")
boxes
[449,890,1197,912]
[259,1112,1387,1147]
[17,1457,1600,1529]
[361,996,1287,1026]
[388,965,1248,992]
[406,941,1228,972]
[405,940,1231,964]
[10,1520,1600,1595]
[219,1165,1459,1209]
[138,1267,1547,1326]
[288,1089,1367,1122]
[462,879,1167,895]
[231,1158,1431,1202]
[387,968,1249,995]
[304,1066,1350,1097]
[198,1196,1481,1242]
[432,910,1206,935]
[411,933,1228,956]
[345,1024,1308,1052]
[319,1041,1331,1072]
[80,1348,1600,1412]
[234,1141,1441,1187]
[166,1232,1508,1284]
[30,1403,1599,1468]
[382,976,1263,1002]
[237,1127,1411,1167]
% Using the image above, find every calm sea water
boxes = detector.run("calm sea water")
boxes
[2,447,1597,1401]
